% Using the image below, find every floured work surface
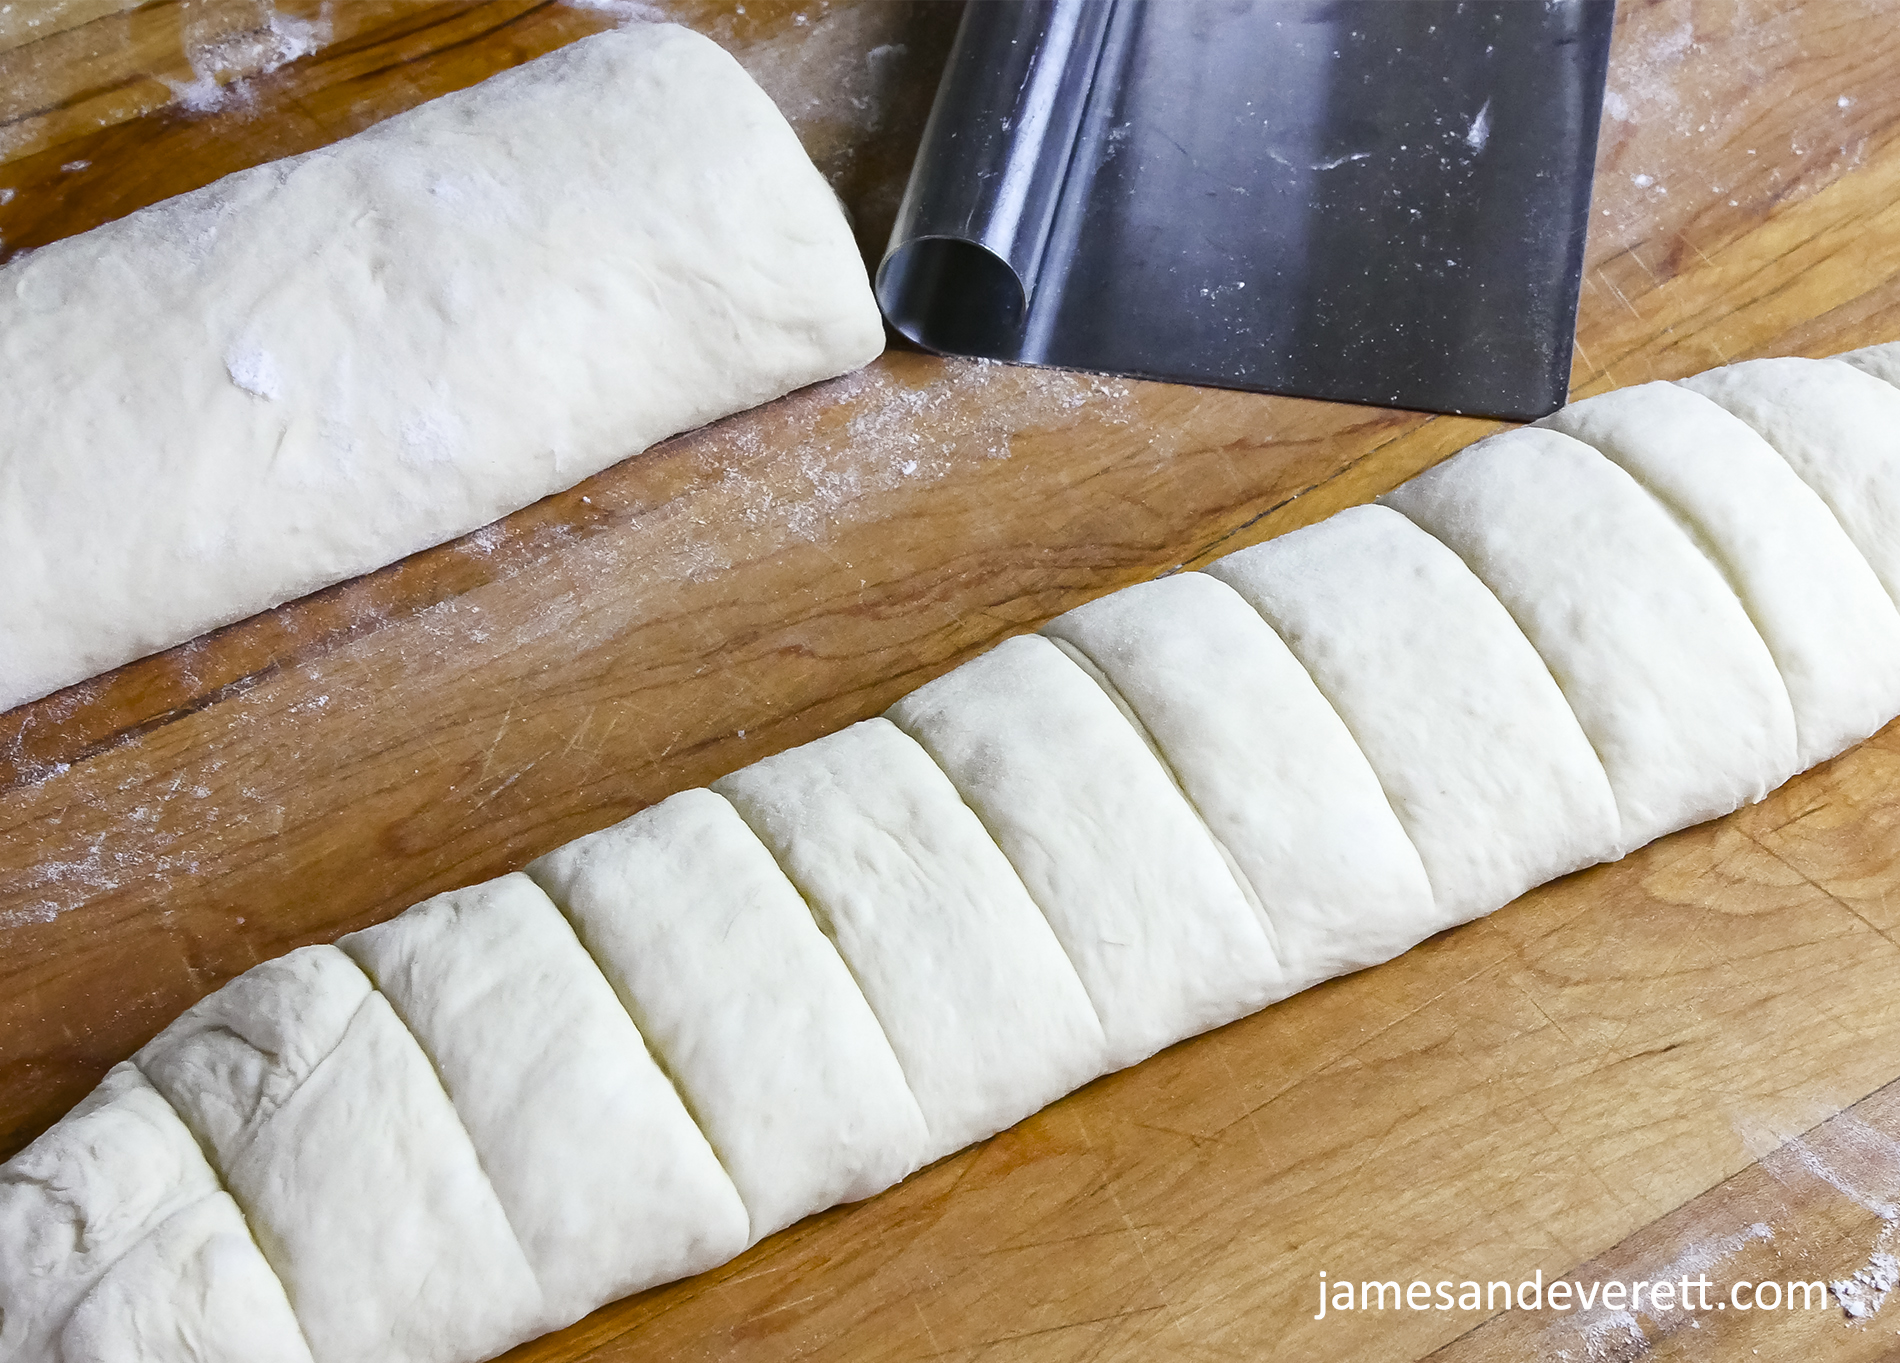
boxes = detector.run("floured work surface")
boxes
[4,3,1900,1361]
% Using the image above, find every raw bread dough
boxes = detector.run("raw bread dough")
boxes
[1384,428,1797,848]
[13,341,1900,1363]
[887,633,1284,1069]
[339,874,747,1325]
[1541,381,1900,768]
[0,1063,234,1362]
[1679,358,1900,608]
[58,1192,312,1363]
[134,946,544,1363]
[527,788,930,1243]
[1208,505,1621,921]
[0,24,884,714]
[713,719,1108,1161]
[1043,572,1441,991]
[1840,341,1900,388]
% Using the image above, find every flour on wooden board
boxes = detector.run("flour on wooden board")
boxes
[0,360,1136,939]
[165,2,330,114]
[1542,1221,1773,1361]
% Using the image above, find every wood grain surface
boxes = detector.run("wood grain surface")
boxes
[4,2,1900,1360]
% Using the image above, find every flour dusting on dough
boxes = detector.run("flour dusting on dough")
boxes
[224,342,283,400]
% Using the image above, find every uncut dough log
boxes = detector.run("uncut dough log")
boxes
[134,947,544,1363]
[1540,382,1900,769]
[1207,505,1621,922]
[0,1062,294,1363]
[58,1192,312,1363]
[1383,427,1798,850]
[887,634,1284,1070]
[1679,358,1900,607]
[1042,572,1441,992]
[339,874,748,1326]
[527,789,930,1243]
[713,719,1108,1162]
[0,23,884,714]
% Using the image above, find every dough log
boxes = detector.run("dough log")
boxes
[7,322,1900,1361]
[0,23,883,715]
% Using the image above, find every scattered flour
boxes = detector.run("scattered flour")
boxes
[1539,1222,1773,1360]
[562,0,672,23]
[166,2,330,115]
[1833,1250,1899,1320]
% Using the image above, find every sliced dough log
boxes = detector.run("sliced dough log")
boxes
[526,788,930,1243]
[1207,505,1621,921]
[58,1192,311,1363]
[1540,381,1900,768]
[339,874,747,1325]
[886,633,1283,1069]
[1043,572,1440,991]
[713,719,1108,1162]
[1678,358,1900,608]
[1839,341,1900,389]
[1383,427,1797,850]
[134,946,544,1363]
[0,1062,299,1363]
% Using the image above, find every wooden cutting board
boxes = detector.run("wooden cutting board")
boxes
[5,3,1900,1360]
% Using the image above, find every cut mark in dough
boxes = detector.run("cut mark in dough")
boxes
[888,633,1284,1070]
[340,873,748,1326]
[135,946,545,1363]
[1382,428,1798,849]
[713,718,1107,1163]
[1208,504,1621,921]
[1046,571,1442,991]
[1680,357,1900,613]
[1541,381,1900,770]
[528,788,930,1244]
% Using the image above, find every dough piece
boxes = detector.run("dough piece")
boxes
[1541,381,1900,768]
[0,1063,229,1361]
[134,946,544,1363]
[713,719,1108,1162]
[1839,340,1900,389]
[58,1192,313,1363]
[1207,505,1620,921]
[1679,358,1900,606]
[527,789,930,1243]
[1043,572,1441,991]
[0,24,884,714]
[339,874,747,1325]
[887,634,1283,1069]
[1383,428,1799,848]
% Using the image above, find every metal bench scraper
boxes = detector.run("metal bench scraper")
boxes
[877,0,1616,421]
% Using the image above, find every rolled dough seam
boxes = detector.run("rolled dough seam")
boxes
[1041,632,1281,952]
